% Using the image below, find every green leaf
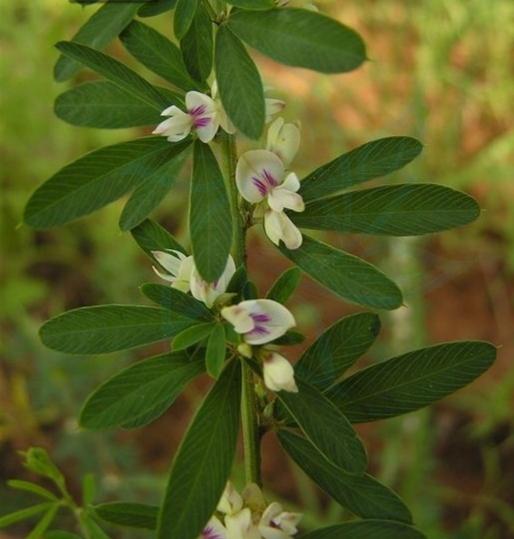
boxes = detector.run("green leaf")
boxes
[300,520,426,539]
[174,0,200,40]
[80,351,203,430]
[82,474,96,505]
[273,331,305,346]
[54,82,169,129]
[45,531,82,539]
[173,323,215,351]
[119,143,190,231]
[327,341,497,423]
[40,305,197,354]
[277,381,366,475]
[95,502,158,530]
[0,503,52,527]
[120,21,197,91]
[293,184,481,236]
[215,25,265,139]
[54,2,139,81]
[190,141,233,282]
[266,267,302,304]
[27,505,59,539]
[227,8,366,73]
[55,41,170,110]
[278,430,412,523]
[206,324,227,379]
[21,448,63,484]
[227,265,248,295]
[278,235,402,310]
[300,137,423,202]
[295,313,381,391]
[139,0,177,18]
[24,137,181,229]
[228,0,274,9]
[158,360,241,539]
[131,218,186,259]
[181,4,213,84]
[141,283,213,321]
[80,514,111,539]
[7,480,57,501]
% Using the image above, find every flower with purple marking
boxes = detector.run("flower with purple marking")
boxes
[153,91,219,143]
[201,516,227,539]
[221,299,295,346]
[236,150,305,250]
[259,502,302,539]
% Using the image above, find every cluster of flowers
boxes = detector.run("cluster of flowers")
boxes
[153,251,298,393]
[200,482,301,539]
[153,82,305,250]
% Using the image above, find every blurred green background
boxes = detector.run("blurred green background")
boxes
[1,0,513,537]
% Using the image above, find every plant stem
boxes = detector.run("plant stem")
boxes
[241,362,261,485]
[221,132,261,485]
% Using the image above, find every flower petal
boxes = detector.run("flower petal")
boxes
[225,508,260,539]
[217,481,243,515]
[265,98,286,123]
[243,299,296,345]
[236,150,285,203]
[186,91,219,142]
[264,211,303,250]
[153,109,192,142]
[263,352,298,393]
[267,118,301,166]
[281,172,301,193]
[152,250,184,276]
[190,256,235,307]
[221,305,255,334]
[267,186,304,213]
[202,516,228,539]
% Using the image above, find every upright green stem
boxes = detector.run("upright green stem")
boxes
[221,132,261,485]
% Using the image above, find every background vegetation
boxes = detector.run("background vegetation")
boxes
[1,0,513,537]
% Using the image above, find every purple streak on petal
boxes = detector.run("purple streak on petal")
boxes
[252,177,268,197]
[263,169,278,187]
[189,104,207,117]
[202,526,224,539]
[249,325,271,337]
[251,313,271,323]
[193,116,211,128]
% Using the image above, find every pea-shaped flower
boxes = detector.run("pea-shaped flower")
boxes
[267,117,300,166]
[236,150,305,249]
[152,250,194,293]
[221,299,295,345]
[262,351,298,393]
[153,91,219,143]
[153,251,235,308]
[259,502,302,539]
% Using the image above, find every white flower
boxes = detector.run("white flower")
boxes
[221,299,295,346]
[236,150,304,250]
[259,502,302,539]
[267,118,300,166]
[153,91,219,143]
[265,98,286,123]
[225,508,260,539]
[217,481,244,516]
[152,249,194,293]
[211,81,285,135]
[262,352,298,393]
[153,251,235,308]
[200,516,227,539]
[190,256,236,308]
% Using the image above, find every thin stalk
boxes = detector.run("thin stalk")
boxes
[221,132,261,485]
